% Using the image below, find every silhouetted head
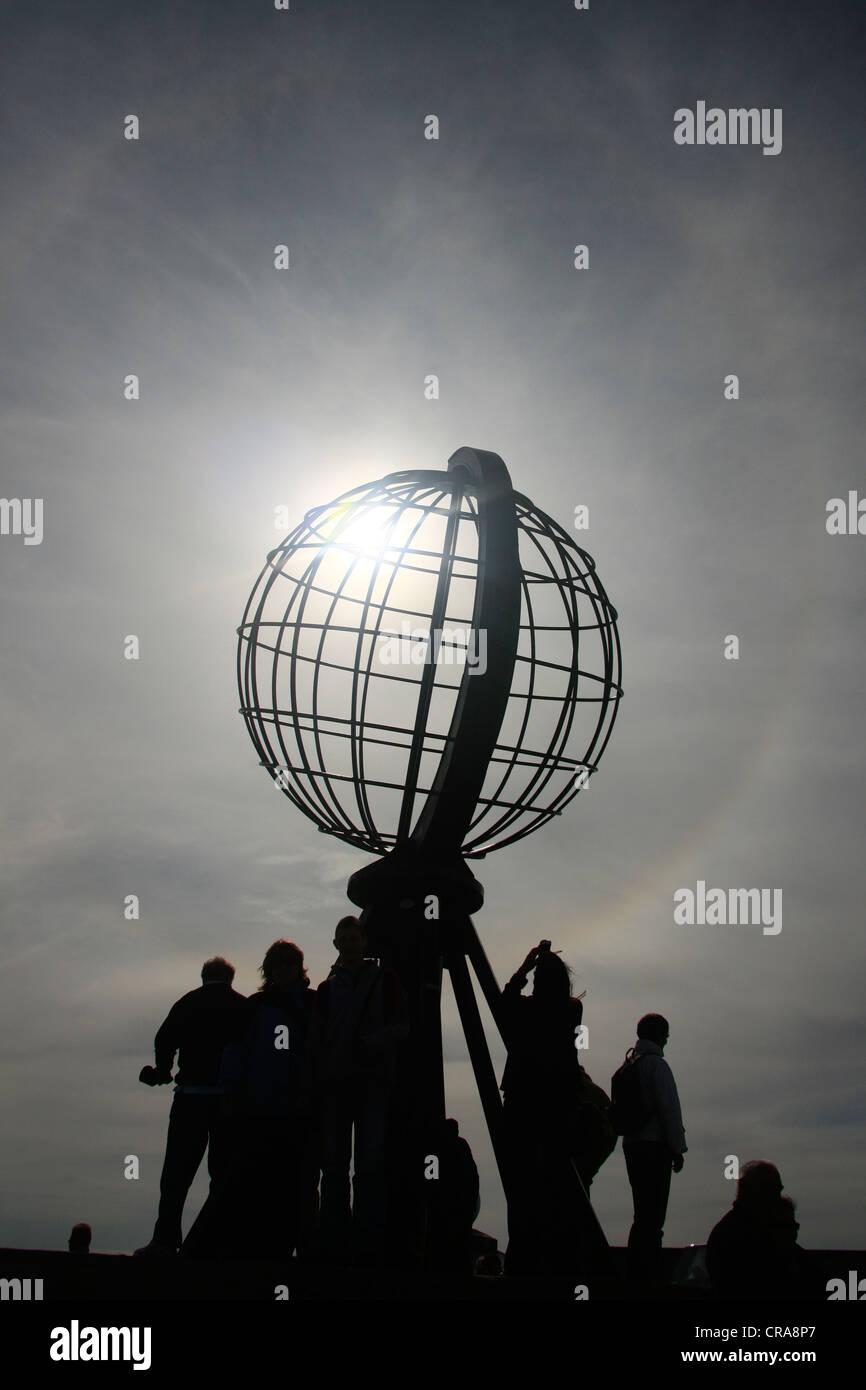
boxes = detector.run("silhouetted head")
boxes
[532,951,573,1002]
[68,1222,91,1253]
[636,1014,670,1048]
[735,1160,784,1210]
[202,957,235,984]
[259,940,307,991]
[334,915,367,968]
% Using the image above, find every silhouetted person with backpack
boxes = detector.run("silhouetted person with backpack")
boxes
[615,1013,686,1285]
[134,957,247,1256]
[303,916,409,1266]
[706,1161,816,1299]
[500,942,594,1277]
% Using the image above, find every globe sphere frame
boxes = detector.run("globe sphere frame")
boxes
[236,448,622,863]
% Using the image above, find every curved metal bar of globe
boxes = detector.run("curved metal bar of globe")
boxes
[410,447,522,855]
[395,470,467,845]
[462,916,506,1030]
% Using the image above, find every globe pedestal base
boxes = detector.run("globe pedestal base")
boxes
[344,848,506,1267]
[347,843,484,917]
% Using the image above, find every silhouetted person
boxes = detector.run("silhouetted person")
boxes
[134,957,247,1256]
[500,942,589,1277]
[182,941,315,1259]
[303,916,409,1266]
[68,1223,91,1255]
[620,1013,687,1285]
[706,1161,815,1298]
[422,1117,480,1273]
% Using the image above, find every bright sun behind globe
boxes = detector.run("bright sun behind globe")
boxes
[322,500,397,560]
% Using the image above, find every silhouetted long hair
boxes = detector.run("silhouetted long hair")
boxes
[258,939,308,991]
[735,1160,783,1210]
[531,951,574,1003]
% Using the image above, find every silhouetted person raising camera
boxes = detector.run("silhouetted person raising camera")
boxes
[303,916,409,1266]
[500,941,590,1277]
[619,1013,687,1285]
[134,957,247,1256]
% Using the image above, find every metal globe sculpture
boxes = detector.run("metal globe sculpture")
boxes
[236,446,623,1265]
[237,448,622,861]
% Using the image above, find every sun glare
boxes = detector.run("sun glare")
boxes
[326,502,397,560]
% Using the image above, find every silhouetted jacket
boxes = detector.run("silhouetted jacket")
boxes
[706,1202,812,1299]
[219,980,314,1117]
[626,1039,687,1155]
[499,968,583,1103]
[153,982,248,1089]
[303,961,409,1090]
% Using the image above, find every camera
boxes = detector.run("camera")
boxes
[139,1065,171,1086]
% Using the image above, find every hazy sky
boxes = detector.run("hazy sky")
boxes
[1,0,864,1258]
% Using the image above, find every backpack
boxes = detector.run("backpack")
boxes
[572,1067,617,1181]
[609,1048,652,1136]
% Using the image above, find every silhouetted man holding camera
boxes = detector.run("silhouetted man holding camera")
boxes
[135,957,247,1256]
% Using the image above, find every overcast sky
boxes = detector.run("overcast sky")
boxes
[1,0,864,1259]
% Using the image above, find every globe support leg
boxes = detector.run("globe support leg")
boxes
[444,940,509,1184]
[462,918,509,1029]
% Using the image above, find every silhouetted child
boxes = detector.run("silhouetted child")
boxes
[422,1118,480,1273]
[68,1223,91,1255]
